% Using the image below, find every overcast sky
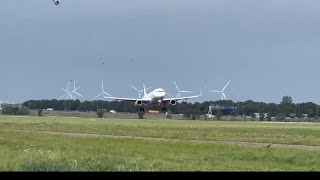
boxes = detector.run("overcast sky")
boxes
[1,0,320,104]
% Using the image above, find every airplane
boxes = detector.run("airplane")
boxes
[103,82,202,112]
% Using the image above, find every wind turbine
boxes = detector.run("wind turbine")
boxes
[70,80,84,100]
[94,80,113,100]
[208,80,231,100]
[59,81,73,100]
[130,83,151,98]
[174,81,192,98]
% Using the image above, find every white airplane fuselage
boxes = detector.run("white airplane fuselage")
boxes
[142,88,166,104]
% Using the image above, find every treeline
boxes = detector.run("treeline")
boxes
[1,105,30,115]
[21,96,320,118]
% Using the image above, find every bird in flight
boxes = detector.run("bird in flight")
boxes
[52,0,62,6]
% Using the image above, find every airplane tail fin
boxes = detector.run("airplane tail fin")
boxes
[143,81,147,97]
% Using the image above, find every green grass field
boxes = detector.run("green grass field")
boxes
[1,115,320,171]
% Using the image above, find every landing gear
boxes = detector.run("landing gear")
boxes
[161,102,167,112]
[137,106,145,119]
[139,107,145,112]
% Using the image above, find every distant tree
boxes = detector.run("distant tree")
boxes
[275,113,286,121]
[20,106,30,115]
[183,113,191,120]
[97,109,104,118]
[230,110,237,120]
[259,113,265,121]
[279,96,295,117]
[38,109,43,116]
[251,113,256,120]
[281,96,293,104]
[183,109,194,120]
[216,110,222,120]
[2,105,30,115]
[266,113,272,121]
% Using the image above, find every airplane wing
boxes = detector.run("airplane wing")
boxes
[102,96,150,103]
[162,90,202,102]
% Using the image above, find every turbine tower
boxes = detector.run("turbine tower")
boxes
[174,81,192,98]
[208,80,231,101]
[94,80,113,100]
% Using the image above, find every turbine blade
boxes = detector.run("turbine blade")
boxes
[103,91,113,97]
[222,80,231,91]
[72,87,80,92]
[130,84,140,92]
[74,91,84,98]
[61,88,69,93]
[59,94,67,100]
[93,92,103,100]
[208,90,222,93]
[180,91,192,93]
[174,81,181,92]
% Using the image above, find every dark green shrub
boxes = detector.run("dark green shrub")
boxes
[97,110,104,118]
[38,109,43,116]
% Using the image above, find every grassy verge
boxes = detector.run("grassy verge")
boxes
[1,116,320,145]
[1,130,320,171]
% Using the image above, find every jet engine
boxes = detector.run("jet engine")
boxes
[169,100,176,106]
[135,100,143,106]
